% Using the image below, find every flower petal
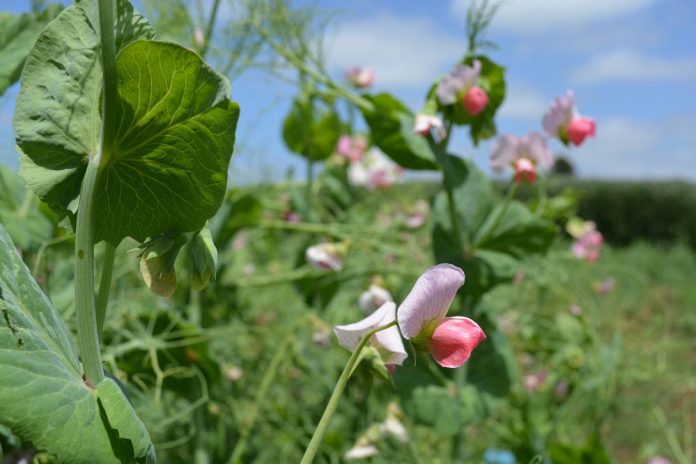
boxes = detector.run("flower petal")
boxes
[429,316,486,368]
[397,264,465,339]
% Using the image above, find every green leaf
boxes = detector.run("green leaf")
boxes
[282,96,341,162]
[0,5,62,96]
[361,93,438,170]
[14,0,156,214]
[465,326,517,398]
[0,165,53,251]
[0,224,155,463]
[95,40,239,244]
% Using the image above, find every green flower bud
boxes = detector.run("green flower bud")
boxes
[189,223,218,292]
[138,233,185,297]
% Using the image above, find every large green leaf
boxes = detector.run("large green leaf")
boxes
[94,40,239,244]
[361,93,438,170]
[0,5,62,97]
[14,0,156,213]
[0,225,155,463]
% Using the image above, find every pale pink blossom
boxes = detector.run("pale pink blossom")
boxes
[572,230,604,262]
[348,148,403,190]
[462,86,489,116]
[543,90,596,146]
[334,302,408,367]
[225,366,243,382]
[646,457,671,464]
[336,134,368,162]
[437,60,482,105]
[490,132,554,183]
[523,370,548,392]
[568,304,583,316]
[346,66,375,88]
[359,285,394,314]
[404,200,430,229]
[306,243,345,272]
[413,114,444,136]
[397,264,485,368]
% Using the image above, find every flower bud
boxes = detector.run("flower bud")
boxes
[567,116,596,146]
[139,233,186,297]
[462,86,489,116]
[189,224,218,292]
[514,158,537,184]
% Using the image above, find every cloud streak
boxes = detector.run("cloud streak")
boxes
[573,49,696,83]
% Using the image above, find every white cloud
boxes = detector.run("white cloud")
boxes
[498,82,547,121]
[450,0,657,34]
[572,116,696,179]
[325,15,463,87]
[572,49,696,83]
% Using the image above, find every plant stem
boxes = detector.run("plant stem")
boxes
[200,0,221,57]
[75,158,104,385]
[300,320,397,464]
[95,241,116,338]
[474,181,518,246]
[228,328,295,464]
[97,0,117,164]
[305,160,314,215]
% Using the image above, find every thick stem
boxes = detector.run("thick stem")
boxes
[300,321,397,464]
[97,0,117,164]
[75,159,104,385]
[95,242,116,338]
[199,0,221,57]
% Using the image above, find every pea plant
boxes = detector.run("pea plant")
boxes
[0,0,604,462]
[2,0,237,461]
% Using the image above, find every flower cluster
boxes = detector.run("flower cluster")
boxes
[567,219,604,262]
[348,147,403,190]
[436,60,489,116]
[335,264,486,370]
[336,134,368,162]
[489,90,595,184]
[346,66,375,89]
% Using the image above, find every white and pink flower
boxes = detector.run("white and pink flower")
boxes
[436,60,489,116]
[306,242,346,272]
[359,285,394,314]
[346,66,375,89]
[336,134,368,162]
[490,132,554,184]
[334,302,408,369]
[543,90,596,146]
[348,148,403,190]
[397,264,486,368]
[567,219,604,262]
[413,114,444,137]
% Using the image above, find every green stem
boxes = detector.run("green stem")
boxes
[300,320,397,464]
[97,0,117,164]
[305,160,314,215]
[534,171,548,217]
[199,0,221,57]
[75,158,104,385]
[228,329,295,464]
[95,242,116,338]
[474,181,518,246]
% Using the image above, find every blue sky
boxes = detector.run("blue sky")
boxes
[2,0,695,181]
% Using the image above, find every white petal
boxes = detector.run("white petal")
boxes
[345,445,378,460]
[397,264,465,339]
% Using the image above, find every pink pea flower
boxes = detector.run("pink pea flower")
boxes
[413,114,444,137]
[359,284,394,314]
[404,200,430,229]
[306,243,345,272]
[543,90,596,146]
[397,264,486,368]
[336,134,368,162]
[463,86,489,116]
[490,132,554,184]
[334,302,408,369]
[569,221,604,262]
[346,66,375,89]
[523,370,548,392]
[348,148,403,190]
[437,60,482,106]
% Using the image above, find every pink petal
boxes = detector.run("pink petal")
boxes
[397,264,465,339]
[462,86,489,116]
[514,158,536,184]
[567,116,596,146]
[429,317,486,368]
[490,134,520,172]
